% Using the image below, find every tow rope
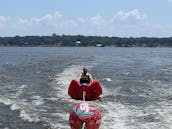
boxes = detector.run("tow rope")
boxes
[81,122,86,129]
[83,91,86,102]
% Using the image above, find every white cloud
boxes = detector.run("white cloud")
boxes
[0,16,7,22]
[18,17,40,25]
[62,20,79,27]
[42,12,62,21]
[0,16,9,26]
[17,12,84,29]
[90,15,105,25]
[77,18,85,23]
[104,22,172,37]
[2,11,172,37]
[17,12,62,26]
[113,9,148,21]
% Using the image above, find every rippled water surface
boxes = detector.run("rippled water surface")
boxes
[0,47,172,129]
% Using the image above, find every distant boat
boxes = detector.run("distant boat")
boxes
[96,44,103,47]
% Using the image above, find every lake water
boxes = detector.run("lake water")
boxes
[0,47,172,129]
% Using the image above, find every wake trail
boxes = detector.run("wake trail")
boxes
[53,65,82,99]
[51,63,134,129]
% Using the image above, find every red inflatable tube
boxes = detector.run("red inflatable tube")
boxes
[68,80,102,100]
[69,103,101,129]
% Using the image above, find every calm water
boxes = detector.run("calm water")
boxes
[0,47,172,129]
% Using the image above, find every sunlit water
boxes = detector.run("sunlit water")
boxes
[0,47,172,129]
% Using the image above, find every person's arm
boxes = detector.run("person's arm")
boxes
[78,74,82,81]
[89,74,94,82]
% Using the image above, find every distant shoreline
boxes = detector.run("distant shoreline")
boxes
[0,34,172,47]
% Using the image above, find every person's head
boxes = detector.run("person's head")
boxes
[83,67,88,74]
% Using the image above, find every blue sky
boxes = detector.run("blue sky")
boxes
[0,0,172,37]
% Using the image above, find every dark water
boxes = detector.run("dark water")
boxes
[0,47,172,129]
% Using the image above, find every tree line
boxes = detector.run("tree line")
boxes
[0,34,172,47]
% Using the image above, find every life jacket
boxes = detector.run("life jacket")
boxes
[80,73,91,83]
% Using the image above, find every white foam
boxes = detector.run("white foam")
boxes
[123,72,130,75]
[102,101,130,129]
[14,84,28,97]
[31,95,44,106]
[0,97,41,124]
[20,84,28,89]
[53,112,69,121]
[10,103,20,111]
[53,65,82,98]
[0,97,13,106]
[103,78,112,82]
[51,123,70,129]
[20,110,40,122]
[158,102,172,128]
[42,112,70,129]
[46,97,57,101]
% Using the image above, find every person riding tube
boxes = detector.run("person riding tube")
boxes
[78,67,93,84]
